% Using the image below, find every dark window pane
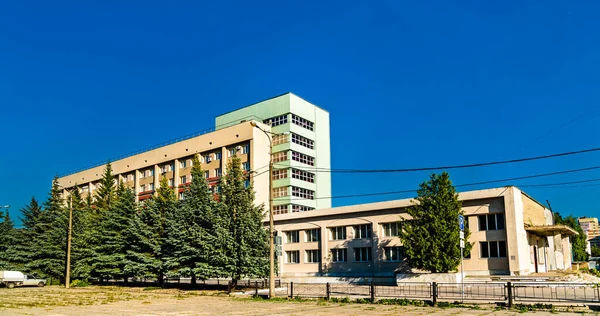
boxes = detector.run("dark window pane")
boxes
[488,214,497,230]
[479,215,487,231]
[497,214,505,230]
[480,242,489,258]
[490,241,499,257]
[499,241,507,257]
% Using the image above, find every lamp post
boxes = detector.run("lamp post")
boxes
[250,121,284,299]
[57,184,74,289]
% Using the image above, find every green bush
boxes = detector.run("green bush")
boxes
[70,279,90,288]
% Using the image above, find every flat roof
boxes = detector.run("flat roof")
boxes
[215,92,329,118]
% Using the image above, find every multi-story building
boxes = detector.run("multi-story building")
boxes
[215,92,331,213]
[578,217,600,248]
[274,186,577,280]
[57,92,332,214]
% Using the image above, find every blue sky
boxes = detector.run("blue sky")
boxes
[1,1,599,223]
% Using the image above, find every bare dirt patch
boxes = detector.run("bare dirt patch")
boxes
[0,286,588,315]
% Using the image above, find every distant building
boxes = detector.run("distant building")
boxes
[274,186,577,279]
[578,217,600,253]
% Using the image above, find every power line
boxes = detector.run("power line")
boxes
[273,164,600,201]
[269,146,600,173]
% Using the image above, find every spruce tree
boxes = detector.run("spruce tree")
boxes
[11,198,43,270]
[219,155,269,287]
[94,184,136,281]
[399,172,472,273]
[32,177,68,281]
[95,162,117,210]
[0,209,17,270]
[126,177,175,286]
[69,187,95,280]
[165,154,224,283]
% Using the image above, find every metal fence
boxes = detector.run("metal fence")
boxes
[278,281,600,307]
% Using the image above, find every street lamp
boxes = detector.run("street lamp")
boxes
[57,184,74,289]
[250,121,285,299]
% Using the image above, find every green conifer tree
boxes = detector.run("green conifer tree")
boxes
[95,162,117,210]
[11,198,43,271]
[399,172,472,273]
[0,209,17,270]
[219,155,269,287]
[126,177,175,287]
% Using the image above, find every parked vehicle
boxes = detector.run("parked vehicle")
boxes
[0,271,46,288]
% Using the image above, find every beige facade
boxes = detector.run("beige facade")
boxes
[58,121,272,209]
[273,187,576,279]
[579,217,600,246]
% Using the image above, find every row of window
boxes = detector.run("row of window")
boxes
[271,168,315,183]
[284,223,401,244]
[291,133,314,149]
[292,186,315,200]
[292,151,315,166]
[273,204,317,215]
[291,114,314,131]
[285,247,402,264]
[264,115,288,127]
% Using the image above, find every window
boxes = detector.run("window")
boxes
[180,161,187,168]
[354,247,372,262]
[353,224,372,239]
[178,192,184,200]
[128,174,134,181]
[241,144,250,154]
[203,155,211,163]
[215,152,222,160]
[273,204,288,215]
[291,114,314,131]
[306,229,320,242]
[273,134,288,146]
[273,187,288,198]
[228,148,236,157]
[331,248,347,262]
[204,171,210,179]
[264,114,288,127]
[330,226,346,240]
[180,176,187,184]
[168,179,173,187]
[478,213,505,231]
[285,231,300,243]
[150,169,155,176]
[272,169,288,180]
[292,186,314,199]
[383,247,403,262]
[242,162,250,171]
[292,169,315,183]
[273,151,288,163]
[286,250,300,264]
[292,204,315,212]
[382,222,400,237]
[480,241,507,258]
[139,184,146,192]
[215,168,222,177]
[160,166,167,173]
[306,250,320,263]
[149,183,154,191]
[291,133,315,149]
[244,179,250,188]
[292,151,314,166]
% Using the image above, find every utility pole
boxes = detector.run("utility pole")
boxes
[65,192,73,289]
[250,121,278,298]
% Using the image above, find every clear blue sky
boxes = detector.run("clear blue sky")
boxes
[1,1,599,224]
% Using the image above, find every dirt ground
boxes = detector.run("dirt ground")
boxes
[0,286,594,315]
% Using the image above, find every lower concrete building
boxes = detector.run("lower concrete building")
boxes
[273,186,576,279]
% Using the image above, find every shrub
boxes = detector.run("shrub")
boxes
[70,279,90,287]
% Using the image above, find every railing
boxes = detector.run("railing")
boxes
[513,282,600,303]
[277,281,600,307]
